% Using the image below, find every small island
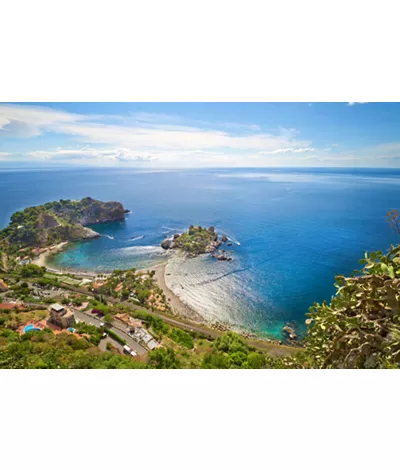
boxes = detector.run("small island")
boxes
[0,197,127,264]
[0,197,302,370]
[160,225,232,260]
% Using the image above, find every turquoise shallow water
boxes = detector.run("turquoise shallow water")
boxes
[1,167,400,338]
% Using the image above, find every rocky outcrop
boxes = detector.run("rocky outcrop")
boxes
[38,213,60,229]
[54,197,126,226]
[0,197,126,251]
[217,253,232,261]
[161,239,173,250]
[282,324,298,341]
[160,225,232,259]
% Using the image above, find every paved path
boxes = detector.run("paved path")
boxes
[25,278,300,357]
[98,336,124,354]
[72,308,147,356]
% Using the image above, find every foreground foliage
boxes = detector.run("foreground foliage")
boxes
[300,245,400,369]
[0,328,146,369]
[202,332,274,369]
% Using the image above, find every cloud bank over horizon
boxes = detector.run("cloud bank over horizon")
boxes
[1,102,399,168]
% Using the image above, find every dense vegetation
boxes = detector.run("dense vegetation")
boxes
[296,244,400,369]
[201,332,269,369]
[165,225,221,255]
[0,328,146,369]
[92,269,169,312]
[0,197,124,256]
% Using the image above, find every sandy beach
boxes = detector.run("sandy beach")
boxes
[151,261,205,323]
[35,242,69,268]
[34,242,206,322]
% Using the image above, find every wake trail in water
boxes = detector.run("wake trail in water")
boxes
[217,228,241,246]
[190,266,249,286]
[103,235,115,240]
[129,235,145,242]
[162,226,185,233]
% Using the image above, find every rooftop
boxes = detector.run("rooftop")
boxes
[50,303,65,312]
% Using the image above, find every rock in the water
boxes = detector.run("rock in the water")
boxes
[221,235,228,243]
[161,239,172,250]
[217,253,233,261]
[282,324,297,341]
[173,233,180,239]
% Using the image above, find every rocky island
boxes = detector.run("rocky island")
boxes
[160,225,232,260]
[0,197,127,256]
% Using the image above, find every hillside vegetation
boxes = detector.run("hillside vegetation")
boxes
[0,197,125,255]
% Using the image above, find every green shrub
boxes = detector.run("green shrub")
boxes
[104,328,126,345]
[169,328,194,349]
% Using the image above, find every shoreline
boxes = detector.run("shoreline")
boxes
[34,242,208,322]
[151,261,206,323]
[34,242,99,278]
[32,241,295,345]
[35,242,69,269]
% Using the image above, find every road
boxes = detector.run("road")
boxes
[72,308,147,356]
[25,277,300,357]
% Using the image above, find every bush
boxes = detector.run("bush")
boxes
[169,328,194,349]
[104,328,126,345]
[148,347,180,369]
[20,264,46,278]
[300,245,400,369]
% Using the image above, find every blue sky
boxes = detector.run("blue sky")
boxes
[1,102,400,168]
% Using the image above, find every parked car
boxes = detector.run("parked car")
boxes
[123,344,137,357]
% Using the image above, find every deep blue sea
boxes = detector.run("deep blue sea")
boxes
[1,167,399,338]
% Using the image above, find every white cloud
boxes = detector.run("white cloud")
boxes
[0,104,86,138]
[259,147,315,155]
[0,104,315,167]
[28,147,156,162]
[347,102,368,106]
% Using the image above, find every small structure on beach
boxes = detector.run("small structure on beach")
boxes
[49,303,75,328]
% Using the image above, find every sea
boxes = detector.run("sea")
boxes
[1,167,399,339]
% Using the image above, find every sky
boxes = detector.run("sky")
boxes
[1,102,400,168]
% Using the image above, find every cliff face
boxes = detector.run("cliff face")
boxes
[55,197,126,226]
[0,197,127,251]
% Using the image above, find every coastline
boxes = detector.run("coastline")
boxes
[34,241,207,323]
[32,241,294,345]
[34,242,99,278]
[151,261,206,323]
[35,242,69,269]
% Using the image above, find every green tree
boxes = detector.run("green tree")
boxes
[103,313,114,325]
[247,352,266,369]
[148,347,180,369]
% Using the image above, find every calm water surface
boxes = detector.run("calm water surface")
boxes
[1,167,399,338]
